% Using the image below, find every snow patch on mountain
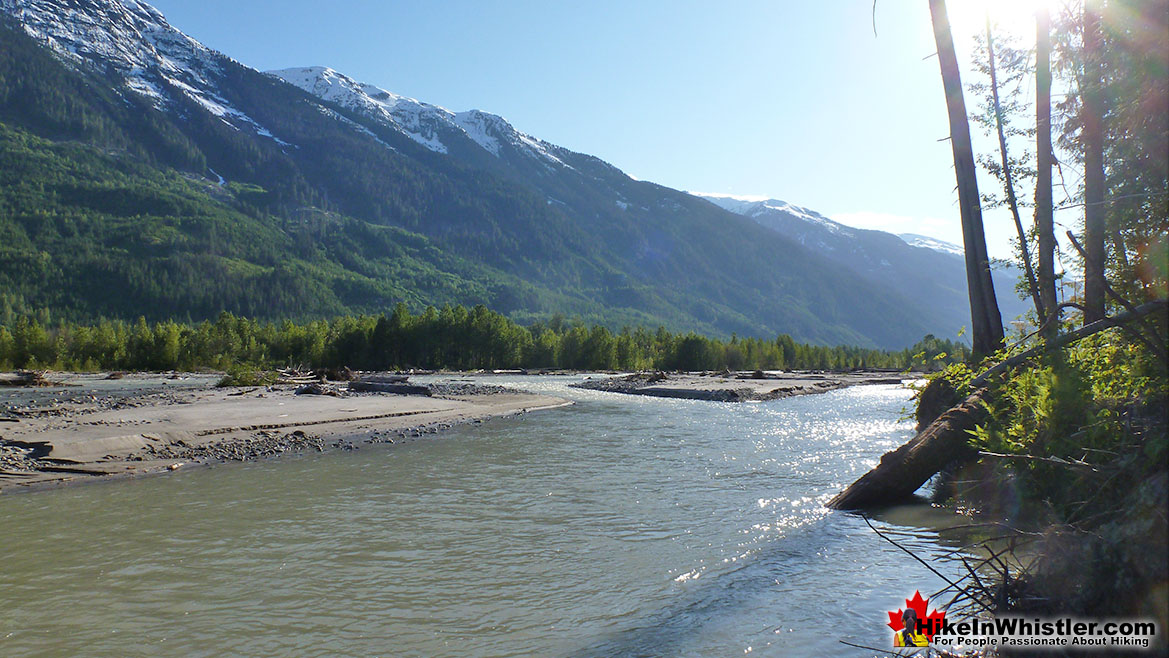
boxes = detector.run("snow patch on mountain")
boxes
[692,192,853,236]
[899,233,964,256]
[270,66,571,168]
[694,193,968,260]
[513,130,573,169]
[0,0,289,146]
[270,66,453,153]
[451,110,504,156]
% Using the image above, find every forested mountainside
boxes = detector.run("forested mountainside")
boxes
[694,194,1030,339]
[1,1,960,348]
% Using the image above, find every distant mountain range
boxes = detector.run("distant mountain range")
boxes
[692,194,1030,337]
[0,0,1026,348]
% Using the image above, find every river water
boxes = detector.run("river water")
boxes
[0,375,973,657]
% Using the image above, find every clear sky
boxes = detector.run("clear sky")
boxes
[147,0,1056,261]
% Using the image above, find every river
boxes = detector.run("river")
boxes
[0,375,973,656]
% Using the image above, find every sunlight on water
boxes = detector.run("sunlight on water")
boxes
[0,376,971,657]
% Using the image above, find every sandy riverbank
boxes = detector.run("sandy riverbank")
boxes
[0,374,570,494]
[572,370,914,401]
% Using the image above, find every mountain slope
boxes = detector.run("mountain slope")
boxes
[267,66,950,347]
[693,194,1031,338]
[1,0,947,348]
[0,9,629,326]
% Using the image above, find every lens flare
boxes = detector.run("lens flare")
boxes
[946,0,1067,40]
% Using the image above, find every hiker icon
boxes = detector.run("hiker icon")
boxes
[895,607,929,647]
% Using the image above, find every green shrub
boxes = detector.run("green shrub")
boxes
[216,366,277,387]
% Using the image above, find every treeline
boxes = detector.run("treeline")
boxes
[0,305,966,373]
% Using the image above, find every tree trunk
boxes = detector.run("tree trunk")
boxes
[1082,0,1107,323]
[929,0,1005,357]
[1036,7,1059,339]
[827,389,989,510]
[986,19,1044,320]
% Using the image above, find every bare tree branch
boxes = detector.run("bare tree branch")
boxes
[863,516,993,612]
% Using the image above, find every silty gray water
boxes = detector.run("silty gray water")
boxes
[0,375,971,656]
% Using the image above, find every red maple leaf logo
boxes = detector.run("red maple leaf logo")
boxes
[887,590,946,640]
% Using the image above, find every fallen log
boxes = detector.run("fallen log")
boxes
[357,374,409,384]
[828,300,1166,511]
[348,381,431,396]
[827,388,989,510]
[276,375,320,385]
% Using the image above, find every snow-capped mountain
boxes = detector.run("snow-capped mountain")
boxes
[898,233,965,257]
[695,192,978,264]
[699,194,853,234]
[0,0,575,174]
[693,192,1030,331]
[697,194,857,244]
[270,66,570,169]
[700,193,972,263]
[694,192,913,268]
[0,0,288,145]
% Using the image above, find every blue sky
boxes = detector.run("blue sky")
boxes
[148,0,1039,260]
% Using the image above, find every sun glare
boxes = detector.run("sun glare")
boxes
[947,0,1068,40]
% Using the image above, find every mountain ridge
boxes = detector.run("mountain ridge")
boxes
[268,66,571,169]
[0,0,984,348]
[692,192,1030,336]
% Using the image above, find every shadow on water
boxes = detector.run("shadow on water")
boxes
[565,496,978,657]
[565,517,835,657]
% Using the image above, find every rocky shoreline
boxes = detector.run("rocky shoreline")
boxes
[572,370,912,402]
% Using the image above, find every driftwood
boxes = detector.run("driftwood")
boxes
[348,380,430,396]
[314,366,356,382]
[0,371,55,387]
[277,377,318,386]
[915,376,959,432]
[294,382,346,397]
[357,374,409,384]
[827,389,989,510]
